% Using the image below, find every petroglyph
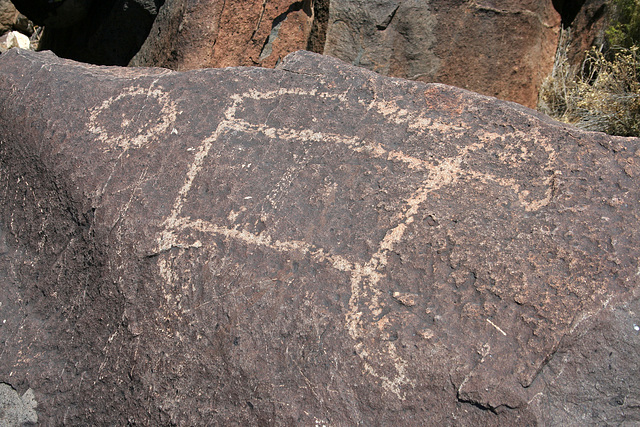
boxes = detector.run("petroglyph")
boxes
[88,81,178,153]
[152,85,559,399]
[5,46,640,425]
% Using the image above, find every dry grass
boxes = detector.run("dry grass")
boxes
[572,47,640,136]
[538,1,640,137]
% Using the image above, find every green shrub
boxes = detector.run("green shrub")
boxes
[606,0,640,49]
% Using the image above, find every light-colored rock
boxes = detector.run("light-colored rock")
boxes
[0,384,38,427]
[4,30,30,49]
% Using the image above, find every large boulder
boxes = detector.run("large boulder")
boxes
[0,0,32,38]
[563,0,609,68]
[0,48,639,425]
[321,0,561,108]
[9,0,564,107]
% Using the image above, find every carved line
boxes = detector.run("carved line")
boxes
[154,86,558,399]
[88,82,178,152]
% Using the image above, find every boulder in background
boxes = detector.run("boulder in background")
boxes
[132,0,561,108]
[130,0,315,70]
[0,0,19,34]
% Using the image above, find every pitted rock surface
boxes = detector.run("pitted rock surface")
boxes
[0,48,639,425]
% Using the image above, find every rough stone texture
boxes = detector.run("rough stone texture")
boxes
[131,0,560,108]
[1,48,639,425]
[130,0,315,70]
[0,31,9,53]
[0,0,19,34]
[0,384,38,426]
[322,0,562,108]
[5,0,569,108]
[1,30,30,50]
[563,0,609,68]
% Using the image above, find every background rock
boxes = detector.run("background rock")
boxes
[131,0,561,107]
[0,48,639,425]
[130,0,315,70]
[9,0,610,108]
[1,30,29,49]
[321,0,561,108]
[562,0,609,68]
[0,0,19,34]
[0,0,33,41]
[0,384,37,426]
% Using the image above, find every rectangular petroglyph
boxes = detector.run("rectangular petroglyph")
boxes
[153,86,558,399]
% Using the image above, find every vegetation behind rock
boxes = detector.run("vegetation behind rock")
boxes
[538,0,640,137]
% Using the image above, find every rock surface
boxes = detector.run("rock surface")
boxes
[0,384,38,426]
[1,30,29,50]
[563,0,609,68]
[0,0,19,34]
[7,0,568,108]
[129,0,561,108]
[130,0,315,70]
[1,48,639,425]
[321,0,561,108]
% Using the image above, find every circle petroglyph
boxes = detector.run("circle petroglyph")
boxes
[89,84,178,152]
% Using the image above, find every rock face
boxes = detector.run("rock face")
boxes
[132,0,560,108]
[321,0,561,108]
[13,0,562,106]
[0,30,30,50]
[0,0,19,34]
[131,0,315,70]
[1,48,640,425]
[563,0,609,68]
[0,384,38,426]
